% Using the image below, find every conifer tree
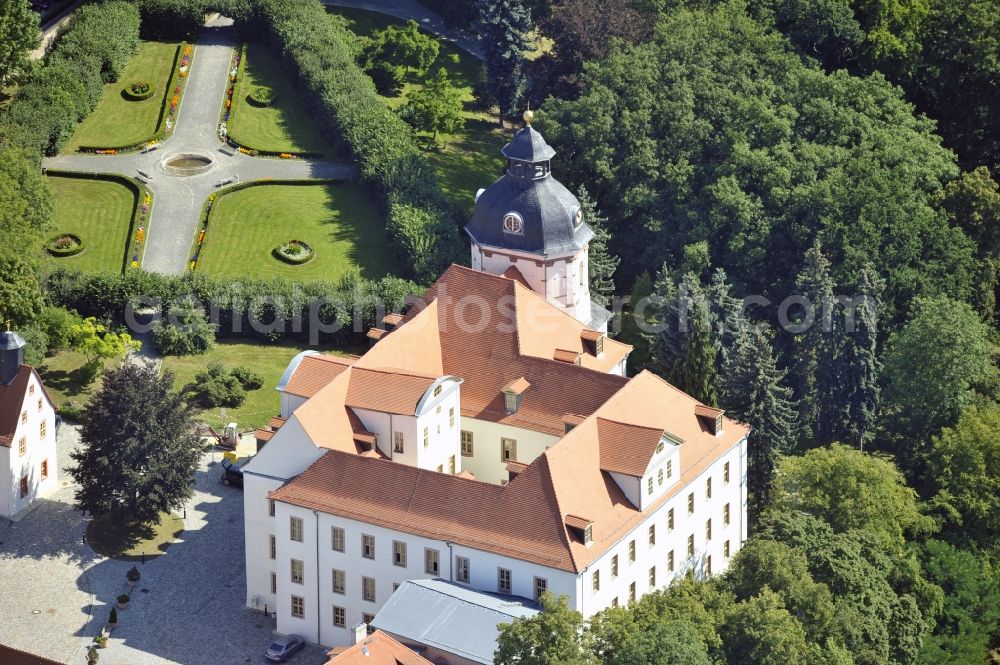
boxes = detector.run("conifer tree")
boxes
[478,0,531,124]
[577,186,618,307]
[707,268,746,371]
[720,324,798,522]
[650,271,718,405]
[837,267,884,450]
[791,242,839,444]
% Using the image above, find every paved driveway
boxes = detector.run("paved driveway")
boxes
[0,424,328,665]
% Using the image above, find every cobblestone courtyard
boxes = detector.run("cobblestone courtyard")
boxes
[0,424,327,665]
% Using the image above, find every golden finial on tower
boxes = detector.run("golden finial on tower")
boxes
[523,107,534,126]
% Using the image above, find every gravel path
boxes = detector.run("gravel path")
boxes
[42,16,355,276]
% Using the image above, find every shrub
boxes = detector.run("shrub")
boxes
[108,607,118,624]
[45,233,84,257]
[247,85,275,106]
[123,81,155,100]
[57,401,86,422]
[138,0,207,40]
[126,566,141,582]
[272,239,314,265]
[188,362,247,408]
[117,594,130,604]
[232,366,264,390]
[151,297,216,355]
[39,306,82,352]
[56,2,141,84]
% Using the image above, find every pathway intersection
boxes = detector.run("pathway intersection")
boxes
[42,16,354,275]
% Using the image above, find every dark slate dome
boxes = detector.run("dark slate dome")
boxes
[466,116,593,256]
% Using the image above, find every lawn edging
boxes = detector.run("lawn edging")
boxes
[187,178,346,272]
[43,170,153,273]
[77,41,193,154]
[219,43,324,160]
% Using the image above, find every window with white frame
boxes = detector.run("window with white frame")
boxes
[668,508,674,531]
[724,503,731,525]
[449,407,455,428]
[724,540,731,558]
[592,569,600,592]
[628,540,636,562]
[611,554,619,578]
[724,461,730,483]
[498,568,512,594]
[423,427,429,448]
[456,556,470,583]
[648,566,656,588]
[270,572,277,594]
[448,455,456,474]
[706,477,712,499]
[425,548,439,575]
[648,524,656,546]
[647,477,653,495]
[268,499,275,517]
[668,550,675,572]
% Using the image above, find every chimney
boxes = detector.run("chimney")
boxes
[352,622,368,645]
[0,330,26,386]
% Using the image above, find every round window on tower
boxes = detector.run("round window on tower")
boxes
[573,206,584,227]
[502,212,524,235]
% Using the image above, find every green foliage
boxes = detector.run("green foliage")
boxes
[151,298,216,356]
[37,307,82,353]
[883,296,997,442]
[138,0,207,40]
[67,363,202,524]
[360,19,440,93]
[926,405,1000,550]
[56,2,141,84]
[187,361,247,408]
[18,325,48,368]
[403,67,464,146]
[231,365,264,390]
[0,254,46,328]
[540,2,975,325]
[0,0,38,83]
[608,620,712,665]
[478,0,531,122]
[494,593,597,665]
[255,0,459,282]
[577,186,618,308]
[719,324,798,520]
[618,272,653,372]
[772,444,933,548]
[719,589,813,665]
[650,271,718,405]
[69,317,141,382]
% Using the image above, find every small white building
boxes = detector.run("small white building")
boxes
[241,117,749,651]
[0,331,58,519]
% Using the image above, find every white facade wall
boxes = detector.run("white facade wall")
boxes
[577,438,748,616]
[280,392,307,420]
[1,373,57,519]
[273,503,577,647]
[457,418,559,485]
[471,243,593,327]
[243,417,326,614]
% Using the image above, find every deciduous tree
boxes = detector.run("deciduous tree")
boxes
[0,0,38,84]
[69,317,141,381]
[67,363,203,524]
[403,67,464,147]
[494,593,596,665]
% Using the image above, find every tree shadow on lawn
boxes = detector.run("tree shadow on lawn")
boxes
[37,364,97,401]
[317,186,391,280]
[85,512,185,562]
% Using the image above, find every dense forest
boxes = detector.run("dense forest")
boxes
[0,0,998,662]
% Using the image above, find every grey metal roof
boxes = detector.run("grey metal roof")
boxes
[0,331,25,351]
[589,302,613,331]
[274,350,319,392]
[371,579,540,664]
[501,125,556,162]
[466,173,594,256]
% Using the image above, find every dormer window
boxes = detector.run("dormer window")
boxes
[504,393,520,413]
[595,335,603,355]
[502,212,524,235]
[502,377,530,413]
[694,405,725,435]
[565,515,593,545]
[581,330,604,356]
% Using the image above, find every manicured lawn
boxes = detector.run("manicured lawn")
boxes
[195,182,391,281]
[44,176,136,273]
[228,42,337,155]
[86,512,184,561]
[63,41,178,152]
[36,350,118,411]
[330,7,506,211]
[161,340,358,430]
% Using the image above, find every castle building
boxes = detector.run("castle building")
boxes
[242,120,749,650]
[0,331,58,519]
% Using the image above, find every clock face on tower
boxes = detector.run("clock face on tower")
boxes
[502,212,524,235]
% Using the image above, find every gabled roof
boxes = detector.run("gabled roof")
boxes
[370,579,539,665]
[346,367,437,416]
[325,630,431,665]
[0,365,52,447]
[596,418,665,477]
[280,352,354,398]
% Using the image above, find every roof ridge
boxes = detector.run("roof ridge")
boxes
[534,452,582,572]
[595,415,665,433]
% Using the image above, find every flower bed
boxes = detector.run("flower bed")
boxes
[45,233,85,257]
[247,86,275,107]
[272,239,315,265]
[123,80,155,101]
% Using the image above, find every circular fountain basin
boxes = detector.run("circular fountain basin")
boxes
[161,152,215,176]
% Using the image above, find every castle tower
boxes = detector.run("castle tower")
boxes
[464,111,611,331]
[0,329,25,386]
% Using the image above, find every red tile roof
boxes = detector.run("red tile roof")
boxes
[694,404,723,418]
[553,348,581,364]
[502,377,530,395]
[0,366,51,447]
[283,354,354,397]
[345,367,437,415]
[596,418,665,477]
[0,643,64,665]
[325,630,431,665]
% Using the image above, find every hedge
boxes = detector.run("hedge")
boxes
[44,269,421,346]
[255,0,463,283]
[45,234,85,257]
[0,2,141,157]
